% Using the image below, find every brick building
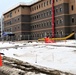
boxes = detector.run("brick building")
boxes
[3,0,76,40]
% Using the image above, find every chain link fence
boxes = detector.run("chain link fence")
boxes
[1,33,75,41]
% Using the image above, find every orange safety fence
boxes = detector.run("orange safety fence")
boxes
[0,55,2,66]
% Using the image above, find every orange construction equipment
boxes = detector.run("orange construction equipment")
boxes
[45,37,54,43]
[0,54,2,66]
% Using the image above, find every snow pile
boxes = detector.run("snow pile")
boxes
[0,40,76,74]
[0,41,25,48]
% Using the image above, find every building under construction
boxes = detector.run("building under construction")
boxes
[3,0,76,40]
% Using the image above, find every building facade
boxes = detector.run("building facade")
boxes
[0,16,4,40]
[0,19,1,38]
[3,0,76,40]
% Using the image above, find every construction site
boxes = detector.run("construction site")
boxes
[3,0,76,41]
[0,0,76,75]
[0,40,76,75]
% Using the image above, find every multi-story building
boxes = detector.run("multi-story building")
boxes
[0,19,1,38]
[1,15,4,40]
[0,16,4,40]
[3,0,76,40]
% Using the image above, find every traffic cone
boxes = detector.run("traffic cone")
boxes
[0,55,2,66]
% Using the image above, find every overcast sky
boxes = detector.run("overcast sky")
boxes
[0,0,38,17]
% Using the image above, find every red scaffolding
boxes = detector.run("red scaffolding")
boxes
[52,0,55,38]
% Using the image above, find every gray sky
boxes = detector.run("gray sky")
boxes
[0,0,38,17]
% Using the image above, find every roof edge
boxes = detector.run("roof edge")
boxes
[3,0,41,15]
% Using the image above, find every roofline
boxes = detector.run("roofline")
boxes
[3,3,30,15]
[30,0,43,6]
[3,0,42,15]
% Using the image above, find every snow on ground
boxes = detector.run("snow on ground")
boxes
[0,41,24,48]
[0,40,76,74]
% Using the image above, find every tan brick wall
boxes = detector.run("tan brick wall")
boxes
[69,0,76,14]
[21,7,30,15]
[30,0,69,15]
[4,6,30,21]
[4,7,21,21]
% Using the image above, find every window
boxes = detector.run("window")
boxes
[60,30,63,36]
[7,14,9,18]
[37,6,38,9]
[44,13,45,17]
[37,15,38,19]
[41,23,43,27]
[10,28,12,31]
[18,26,19,29]
[57,32,58,35]
[47,12,49,16]
[41,3,43,7]
[32,8,34,11]
[35,25,36,28]
[10,21,12,25]
[47,22,48,26]
[60,19,63,24]
[56,32,58,37]
[56,8,58,13]
[44,2,45,7]
[32,26,34,29]
[49,10,51,15]
[50,21,51,25]
[37,25,38,28]
[18,9,19,12]
[39,4,40,8]
[57,20,59,24]
[71,5,74,10]
[10,12,12,17]
[72,17,74,23]
[44,22,46,26]
[56,0,58,2]
[60,7,62,12]
[31,8,33,11]
[15,11,16,13]
[18,18,19,20]
[15,19,16,22]
[41,13,43,17]
[47,1,48,5]
[34,7,36,10]
[50,0,52,4]
[39,14,40,18]
[15,27,16,29]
